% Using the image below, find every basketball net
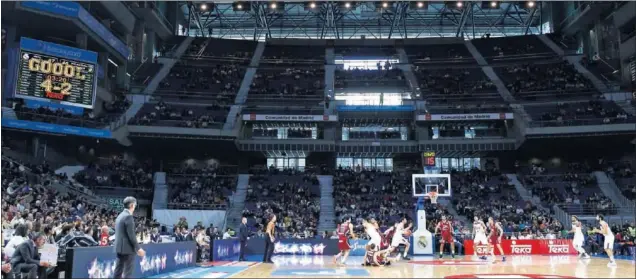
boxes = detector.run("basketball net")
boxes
[427,191,438,204]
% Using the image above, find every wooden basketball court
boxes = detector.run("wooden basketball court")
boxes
[232,255,635,278]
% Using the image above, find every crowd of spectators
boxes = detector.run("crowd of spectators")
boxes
[9,102,118,129]
[414,67,499,103]
[405,44,473,62]
[473,35,553,58]
[168,173,235,209]
[185,38,254,61]
[520,162,617,215]
[497,61,597,99]
[158,63,243,96]
[73,155,154,191]
[242,168,320,239]
[532,100,629,125]
[249,67,324,100]
[332,168,420,238]
[130,101,228,128]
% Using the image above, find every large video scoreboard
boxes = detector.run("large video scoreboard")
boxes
[15,37,97,109]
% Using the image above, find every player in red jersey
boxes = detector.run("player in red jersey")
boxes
[434,215,455,258]
[333,217,355,265]
[487,217,506,262]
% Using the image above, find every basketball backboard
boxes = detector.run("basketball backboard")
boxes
[412,173,451,197]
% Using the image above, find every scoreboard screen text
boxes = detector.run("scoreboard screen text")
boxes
[15,37,97,109]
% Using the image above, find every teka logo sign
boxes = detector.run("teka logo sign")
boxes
[548,240,570,254]
[510,241,532,254]
[475,245,492,254]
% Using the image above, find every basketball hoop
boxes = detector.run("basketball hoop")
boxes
[427,191,438,204]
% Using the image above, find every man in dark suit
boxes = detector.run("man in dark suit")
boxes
[114,197,145,279]
[173,227,184,242]
[238,217,249,261]
[10,233,50,279]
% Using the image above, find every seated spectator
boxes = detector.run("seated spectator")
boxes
[4,224,29,258]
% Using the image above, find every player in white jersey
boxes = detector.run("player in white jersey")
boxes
[570,215,590,259]
[387,217,412,260]
[592,214,616,267]
[363,218,382,251]
[472,216,488,260]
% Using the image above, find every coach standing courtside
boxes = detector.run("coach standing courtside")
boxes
[238,217,249,261]
[114,197,146,278]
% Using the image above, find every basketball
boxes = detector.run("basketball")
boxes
[404,229,412,236]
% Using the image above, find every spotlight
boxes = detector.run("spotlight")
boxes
[527,1,535,8]
[237,4,242,9]
[310,2,316,8]
[382,2,389,8]
[456,1,463,8]
[491,1,497,7]
[418,2,424,8]
[270,3,277,9]
[200,3,207,10]
[345,2,351,8]
[232,2,249,11]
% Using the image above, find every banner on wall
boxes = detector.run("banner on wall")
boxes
[212,239,241,261]
[463,239,578,255]
[417,113,514,121]
[66,242,197,279]
[243,114,338,122]
[1,119,112,138]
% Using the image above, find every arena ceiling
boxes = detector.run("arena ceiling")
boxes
[180,1,545,40]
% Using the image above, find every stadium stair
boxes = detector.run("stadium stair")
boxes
[250,41,266,67]
[537,35,609,92]
[324,65,336,114]
[507,174,570,227]
[225,174,250,231]
[223,105,243,130]
[592,171,635,214]
[2,107,17,120]
[317,175,336,233]
[152,172,168,210]
[464,40,488,66]
[234,68,257,104]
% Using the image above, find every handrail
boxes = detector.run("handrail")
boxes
[529,117,635,127]
[167,203,228,210]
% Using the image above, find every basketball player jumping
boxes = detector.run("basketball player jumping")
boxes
[472,216,488,260]
[333,217,356,265]
[487,217,506,262]
[435,215,455,258]
[592,214,616,267]
[570,215,590,259]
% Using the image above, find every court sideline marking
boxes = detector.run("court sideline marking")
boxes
[228,262,262,278]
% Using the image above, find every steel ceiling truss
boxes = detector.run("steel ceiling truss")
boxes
[181,1,543,40]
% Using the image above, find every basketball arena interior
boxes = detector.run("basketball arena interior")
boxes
[1,1,636,278]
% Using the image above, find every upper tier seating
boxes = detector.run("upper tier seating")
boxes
[155,61,244,104]
[525,100,631,127]
[248,66,325,104]
[261,44,325,64]
[184,38,256,63]
[405,43,476,64]
[129,101,228,128]
[495,61,599,101]
[414,66,501,104]
[472,35,556,62]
